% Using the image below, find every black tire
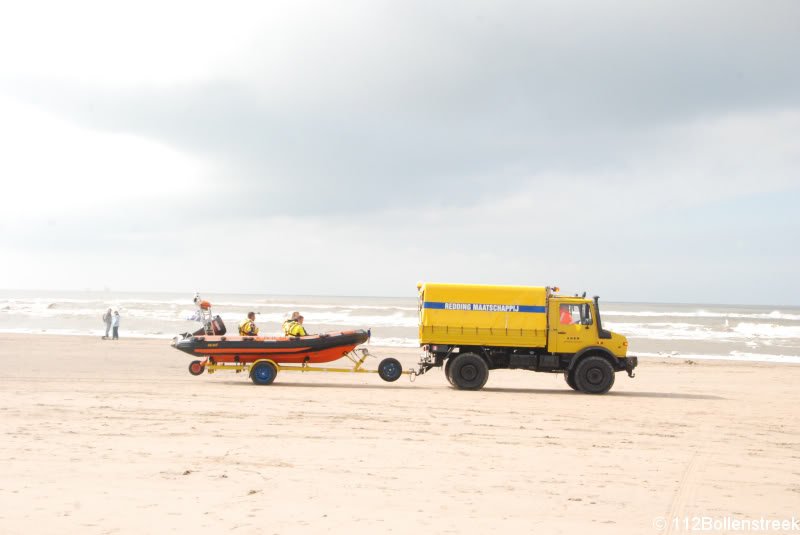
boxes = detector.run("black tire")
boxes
[250,361,278,385]
[573,356,615,394]
[444,358,454,386]
[449,353,489,390]
[564,371,579,391]
[378,358,402,382]
[188,360,205,376]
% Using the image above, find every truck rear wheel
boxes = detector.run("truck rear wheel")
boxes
[444,358,454,386]
[574,356,615,394]
[449,353,489,390]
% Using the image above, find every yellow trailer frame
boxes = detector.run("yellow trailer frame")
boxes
[194,348,415,384]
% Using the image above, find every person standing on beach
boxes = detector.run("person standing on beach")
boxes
[102,308,112,339]
[112,311,120,340]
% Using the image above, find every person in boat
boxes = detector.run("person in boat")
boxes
[239,312,259,336]
[282,311,301,335]
[285,314,308,337]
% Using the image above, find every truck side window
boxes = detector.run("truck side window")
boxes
[580,304,593,325]
[560,304,592,325]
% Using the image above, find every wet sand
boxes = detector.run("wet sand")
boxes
[1,334,798,534]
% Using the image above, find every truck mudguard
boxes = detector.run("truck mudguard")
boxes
[567,346,618,370]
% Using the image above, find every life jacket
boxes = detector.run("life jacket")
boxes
[287,321,307,337]
[282,319,295,336]
[239,318,258,336]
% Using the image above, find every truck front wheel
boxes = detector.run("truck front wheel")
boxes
[574,356,615,394]
[564,371,579,391]
[448,353,489,390]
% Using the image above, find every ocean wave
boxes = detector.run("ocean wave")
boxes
[0,299,419,318]
[208,311,418,328]
[0,328,421,347]
[368,337,420,348]
[2,327,799,363]
[636,351,800,364]
[209,301,418,312]
[2,294,800,355]
[0,304,420,328]
[603,309,800,321]
[0,327,172,339]
[605,321,800,341]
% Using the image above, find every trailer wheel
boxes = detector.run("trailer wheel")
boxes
[564,371,579,391]
[250,361,278,385]
[449,353,489,391]
[444,358,454,386]
[574,356,615,394]
[188,360,205,376]
[378,358,402,382]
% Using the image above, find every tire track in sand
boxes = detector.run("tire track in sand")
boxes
[664,451,707,535]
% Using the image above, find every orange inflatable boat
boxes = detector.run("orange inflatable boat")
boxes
[172,295,407,385]
[173,329,370,367]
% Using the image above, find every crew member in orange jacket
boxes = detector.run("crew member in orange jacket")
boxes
[559,305,574,325]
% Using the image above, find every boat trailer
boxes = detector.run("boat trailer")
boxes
[188,347,434,386]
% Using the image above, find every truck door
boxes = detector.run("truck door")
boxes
[549,300,597,354]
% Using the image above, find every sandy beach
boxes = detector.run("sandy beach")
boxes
[1,333,798,534]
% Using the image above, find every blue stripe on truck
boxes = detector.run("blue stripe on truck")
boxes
[423,302,546,313]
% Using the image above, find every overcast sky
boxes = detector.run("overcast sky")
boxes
[0,0,798,305]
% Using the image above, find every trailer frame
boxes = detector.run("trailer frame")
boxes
[189,347,413,384]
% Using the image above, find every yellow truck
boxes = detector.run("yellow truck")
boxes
[414,282,638,393]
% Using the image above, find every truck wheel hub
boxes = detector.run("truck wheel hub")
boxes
[460,365,478,381]
[587,368,603,384]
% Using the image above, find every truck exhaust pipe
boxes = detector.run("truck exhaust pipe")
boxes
[593,296,612,339]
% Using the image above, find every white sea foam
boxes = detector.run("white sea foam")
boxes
[605,321,800,341]
[602,309,800,321]
[205,311,418,328]
[210,301,418,312]
[0,327,173,339]
[636,351,800,364]
[368,337,420,348]
[2,292,799,362]
[0,328,421,347]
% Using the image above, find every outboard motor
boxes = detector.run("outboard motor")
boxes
[192,315,226,336]
[211,315,226,335]
[186,294,227,336]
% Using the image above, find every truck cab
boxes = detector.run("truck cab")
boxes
[547,296,628,358]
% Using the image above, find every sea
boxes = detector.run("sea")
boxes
[1,290,799,364]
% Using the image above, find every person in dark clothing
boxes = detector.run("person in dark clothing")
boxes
[102,308,112,339]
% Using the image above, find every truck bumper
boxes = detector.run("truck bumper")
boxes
[622,356,638,378]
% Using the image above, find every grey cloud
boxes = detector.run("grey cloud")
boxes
[5,0,799,217]
[3,0,800,304]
